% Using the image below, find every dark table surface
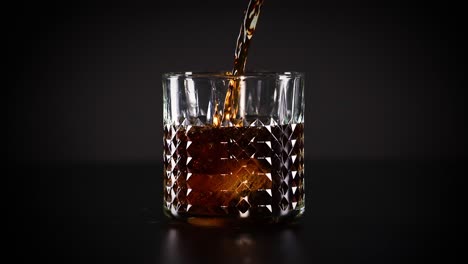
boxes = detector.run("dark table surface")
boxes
[11,160,462,263]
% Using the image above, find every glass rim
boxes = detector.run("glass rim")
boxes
[162,71,305,79]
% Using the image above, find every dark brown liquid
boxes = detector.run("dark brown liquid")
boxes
[220,0,265,126]
[163,123,305,219]
[164,0,305,225]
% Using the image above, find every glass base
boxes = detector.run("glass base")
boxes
[164,207,305,227]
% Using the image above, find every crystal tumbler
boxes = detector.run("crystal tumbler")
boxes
[163,72,305,226]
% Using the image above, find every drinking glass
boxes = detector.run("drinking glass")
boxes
[162,72,305,226]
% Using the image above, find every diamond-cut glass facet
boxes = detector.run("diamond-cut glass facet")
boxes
[163,123,304,218]
[236,198,251,214]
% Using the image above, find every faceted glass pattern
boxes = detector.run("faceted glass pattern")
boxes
[162,72,305,224]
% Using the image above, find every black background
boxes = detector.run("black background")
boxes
[8,0,465,263]
[10,0,465,161]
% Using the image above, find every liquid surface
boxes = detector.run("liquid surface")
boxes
[163,1,305,224]
[220,0,265,126]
